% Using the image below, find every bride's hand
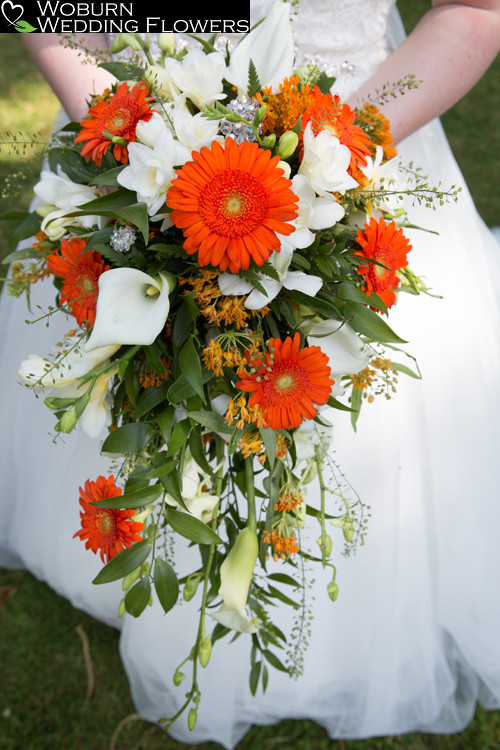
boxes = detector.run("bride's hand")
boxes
[349,0,500,144]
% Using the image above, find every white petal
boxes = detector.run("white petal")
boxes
[226,1,294,93]
[244,278,282,310]
[217,273,253,296]
[210,604,258,634]
[281,271,323,296]
[85,269,174,350]
[307,320,371,377]
[77,370,115,438]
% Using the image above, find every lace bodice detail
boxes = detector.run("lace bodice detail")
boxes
[108,0,398,100]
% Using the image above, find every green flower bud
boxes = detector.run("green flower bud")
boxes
[327,581,339,601]
[173,669,186,686]
[277,131,299,160]
[110,33,144,53]
[262,134,277,150]
[343,519,355,543]
[58,405,79,433]
[183,575,200,602]
[198,635,212,668]
[157,33,176,53]
[295,63,321,86]
[253,104,268,127]
[188,708,197,731]
[122,568,140,591]
[118,598,126,617]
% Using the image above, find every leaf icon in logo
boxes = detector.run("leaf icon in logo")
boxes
[15,18,37,31]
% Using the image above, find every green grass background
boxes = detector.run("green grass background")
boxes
[1,3,499,748]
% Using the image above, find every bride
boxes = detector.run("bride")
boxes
[2,1,500,747]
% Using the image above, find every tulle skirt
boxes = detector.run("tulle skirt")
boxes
[2,110,500,750]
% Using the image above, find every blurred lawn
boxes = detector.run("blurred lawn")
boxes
[1,9,500,750]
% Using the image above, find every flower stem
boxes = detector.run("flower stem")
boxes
[245,456,257,532]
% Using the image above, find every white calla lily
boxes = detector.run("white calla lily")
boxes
[226,1,294,94]
[85,269,176,351]
[210,527,259,634]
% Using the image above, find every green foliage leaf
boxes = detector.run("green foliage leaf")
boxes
[93,540,153,584]
[247,58,262,98]
[92,484,163,509]
[178,336,205,401]
[153,558,179,614]
[101,422,155,454]
[100,60,146,81]
[164,510,222,545]
[124,577,151,617]
[187,410,232,435]
[342,301,407,343]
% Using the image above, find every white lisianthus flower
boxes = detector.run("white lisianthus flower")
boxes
[210,527,259,634]
[298,123,358,198]
[226,0,294,94]
[33,167,102,240]
[278,174,345,253]
[117,125,190,217]
[361,145,411,218]
[161,48,227,108]
[85,269,176,351]
[217,245,323,310]
[165,452,219,522]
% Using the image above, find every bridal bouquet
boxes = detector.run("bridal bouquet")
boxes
[2,1,444,728]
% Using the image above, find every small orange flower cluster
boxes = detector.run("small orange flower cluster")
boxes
[263,529,299,560]
[237,429,289,464]
[275,488,304,513]
[355,103,397,161]
[202,339,248,378]
[224,395,268,430]
[138,354,171,388]
[349,357,398,402]
[256,75,314,137]
[180,271,269,330]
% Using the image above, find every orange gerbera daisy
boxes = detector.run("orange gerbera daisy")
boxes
[301,89,372,172]
[166,137,298,273]
[74,475,145,564]
[354,217,412,309]
[47,237,109,328]
[236,332,334,430]
[74,81,155,166]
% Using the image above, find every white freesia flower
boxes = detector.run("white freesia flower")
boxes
[165,452,219,522]
[18,341,119,389]
[160,48,226,108]
[218,245,323,310]
[298,123,358,198]
[210,527,259,634]
[172,103,222,152]
[33,167,102,240]
[305,319,372,378]
[18,341,120,438]
[136,110,174,146]
[361,146,411,217]
[117,126,190,216]
[226,0,294,94]
[145,64,180,101]
[85,269,176,351]
[278,174,345,253]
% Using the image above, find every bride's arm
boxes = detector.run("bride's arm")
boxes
[350,0,500,144]
[22,34,116,122]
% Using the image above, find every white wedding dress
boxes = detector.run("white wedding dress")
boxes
[2,2,500,747]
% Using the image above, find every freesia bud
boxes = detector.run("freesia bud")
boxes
[262,134,277,150]
[327,581,339,601]
[110,33,144,53]
[277,131,299,160]
[198,635,212,668]
[343,519,355,543]
[122,568,140,591]
[157,33,176,53]
[188,708,197,730]
[316,534,332,558]
[183,575,200,601]
[173,669,186,686]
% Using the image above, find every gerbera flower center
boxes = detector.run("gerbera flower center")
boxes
[95,509,116,537]
[106,107,134,136]
[265,360,310,403]
[199,169,268,238]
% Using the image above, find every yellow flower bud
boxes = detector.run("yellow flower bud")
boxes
[157,33,176,53]
[327,581,339,601]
